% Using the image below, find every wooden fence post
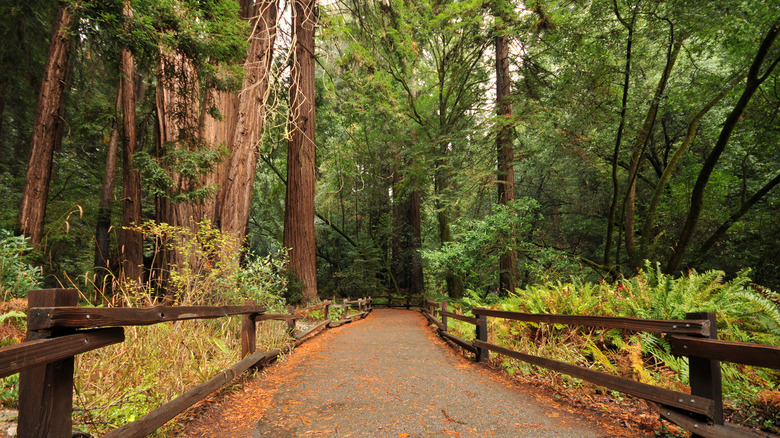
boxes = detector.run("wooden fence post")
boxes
[18,288,78,438]
[440,301,448,332]
[475,314,489,363]
[241,300,256,359]
[324,301,330,320]
[687,312,723,428]
[286,305,297,334]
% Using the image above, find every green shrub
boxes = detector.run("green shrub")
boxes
[0,229,42,300]
[124,220,288,308]
[433,264,780,433]
[424,198,578,295]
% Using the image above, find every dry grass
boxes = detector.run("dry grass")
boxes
[73,316,292,436]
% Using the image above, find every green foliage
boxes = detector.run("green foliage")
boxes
[0,310,25,328]
[235,253,289,310]
[0,229,42,300]
[134,144,228,204]
[127,220,288,307]
[116,0,247,88]
[332,244,386,299]
[0,373,19,409]
[445,265,779,432]
[423,198,577,295]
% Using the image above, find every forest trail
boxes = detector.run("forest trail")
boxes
[180,309,648,437]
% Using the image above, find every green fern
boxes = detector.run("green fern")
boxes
[731,287,780,340]
[0,310,25,325]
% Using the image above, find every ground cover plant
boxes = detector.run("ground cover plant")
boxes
[0,222,315,436]
[69,222,300,435]
[437,264,780,435]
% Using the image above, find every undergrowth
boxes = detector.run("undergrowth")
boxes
[437,262,780,435]
[0,221,307,436]
[69,221,298,436]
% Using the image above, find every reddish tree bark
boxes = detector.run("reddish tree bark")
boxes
[95,88,122,277]
[495,33,516,294]
[201,88,237,224]
[284,0,318,303]
[17,5,71,246]
[391,167,424,295]
[120,11,144,285]
[220,0,279,241]
[155,50,204,225]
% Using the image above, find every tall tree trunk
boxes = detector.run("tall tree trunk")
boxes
[666,22,780,273]
[639,71,746,255]
[200,89,237,224]
[408,186,424,295]
[155,49,202,225]
[692,172,780,266]
[391,164,424,295]
[496,32,516,294]
[120,11,144,285]
[220,0,279,241]
[284,0,318,303]
[17,5,71,246]
[0,78,6,139]
[623,27,683,269]
[391,166,404,291]
[154,49,205,294]
[95,87,122,280]
[604,1,634,268]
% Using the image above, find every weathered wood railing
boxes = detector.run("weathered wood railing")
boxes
[0,289,357,438]
[371,293,424,309]
[423,299,780,438]
[324,297,373,327]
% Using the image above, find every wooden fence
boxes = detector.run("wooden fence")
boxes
[0,289,372,438]
[423,300,780,438]
[370,293,425,309]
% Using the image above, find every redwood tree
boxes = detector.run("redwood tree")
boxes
[95,88,121,277]
[284,0,318,302]
[120,3,144,284]
[220,0,279,241]
[17,4,72,246]
[495,28,516,293]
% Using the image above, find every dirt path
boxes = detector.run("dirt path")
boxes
[180,309,650,437]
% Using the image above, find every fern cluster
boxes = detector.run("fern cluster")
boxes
[440,262,779,432]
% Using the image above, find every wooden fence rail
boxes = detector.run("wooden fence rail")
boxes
[422,300,780,438]
[0,289,372,438]
[371,294,425,309]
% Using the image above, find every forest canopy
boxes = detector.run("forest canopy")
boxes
[0,0,778,301]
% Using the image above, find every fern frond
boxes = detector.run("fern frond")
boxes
[732,287,780,340]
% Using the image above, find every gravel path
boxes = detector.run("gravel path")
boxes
[181,309,646,437]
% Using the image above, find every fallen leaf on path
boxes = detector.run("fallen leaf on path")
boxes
[442,409,467,425]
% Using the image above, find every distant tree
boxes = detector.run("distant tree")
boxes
[494,0,517,293]
[666,21,780,273]
[95,88,121,279]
